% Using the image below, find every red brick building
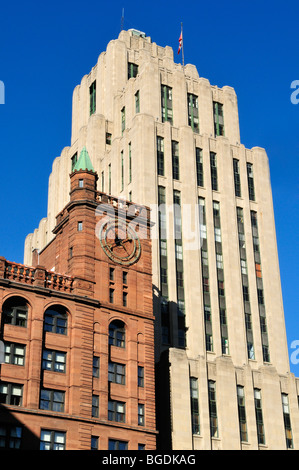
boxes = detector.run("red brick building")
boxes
[0,149,156,450]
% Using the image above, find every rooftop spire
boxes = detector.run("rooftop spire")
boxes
[73,147,94,172]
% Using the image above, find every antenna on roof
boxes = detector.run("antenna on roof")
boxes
[121,8,124,31]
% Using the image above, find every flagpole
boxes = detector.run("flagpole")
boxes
[181,22,184,67]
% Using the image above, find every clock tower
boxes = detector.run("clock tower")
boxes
[34,147,156,449]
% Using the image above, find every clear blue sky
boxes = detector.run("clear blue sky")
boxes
[0,0,298,374]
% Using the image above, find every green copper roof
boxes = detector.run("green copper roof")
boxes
[73,147,94,172]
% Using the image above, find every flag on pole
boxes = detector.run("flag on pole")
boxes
[178,31,182,54]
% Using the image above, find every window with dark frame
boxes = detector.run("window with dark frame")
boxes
[190,377,200,435]
[4,343,25,366]
[89,81,96,116]
[39,389,65,413]
[161,85,173,124]
[187,93,199,133]
[108,362,126,385]
[42,349,66,373]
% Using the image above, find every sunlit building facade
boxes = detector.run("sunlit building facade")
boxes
[24,29,299,449]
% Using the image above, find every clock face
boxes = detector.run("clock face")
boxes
[99,220,141,266]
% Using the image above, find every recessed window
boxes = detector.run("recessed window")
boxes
[138,404,145,426]
[210,152,218,191]
[89,81,96,115]
[0,383,23,406]
[135,90,140,113]
[0,424,22,449]
[109,268,115,282]
[187,93,199,133]
[91,436,99,450]
[40,430,66,450]
[108,400,125,423]
[78,221,83,231]
[128,62,138,79]
[92,394,99,417]
[161,85,173,124]
[108,362,126,385]
[93,356,100,378]
[40,389,65,412]
[44,306,67,335]
[3,297,28,327]
[157,136,164,176]
[79,179,84,188]
[106,133,112,145]
[213,102,225,136]
[4,343,25,366]
[172,141,180,180]
[190,377,200,435]
[109,288,114,304]
[109,320,125,348]
[108,439,128,450]
[42,349,66,373]
[138,366,144,387]
[123,292,127,307]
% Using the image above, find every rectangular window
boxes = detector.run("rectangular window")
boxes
[123,271,128,285]
[190,377,200,435]
[40,430,66,450]
[233,159,241,197]
[129,142,132,183]
[187,93,199,133]
[138,404,145,426]
[128,62,138,79]
[0,424,22,449]
[237,386,248,442]
[123,292,127,307]
[247,163,255,201]
[93,356,100,378]
[106,133,112,145]
[109,267,115,281]
[108,164,111,194]
[91,436,99,450]
[161,85,173,124]
[213,101,224,136]
[254,389,265,445]
[157,136,164,176]
[92,395,99,417]
[121,150,124,191]
[40,389,65,412]
[210,152,218,190]
[89,81,96,115]
[282,394,293,449]
[78,221,83,232]
[42,350,66,373]
[108,400,126,423]
[4,343,25,366]
[109,289,114,304]
[101,171,104,192]
[172,141,180,180]
[71,152,78,171]
[0,383,23,406]
[135,90,140,113]
[121,107,125,135]
[138,366,144,387]
[108,362,126,385]
[208,381,218,438]
[108,439,128,450]
[196,148,204,186]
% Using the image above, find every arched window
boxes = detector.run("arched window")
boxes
[44,306,68,335]
[2,297,28,327]
[109,320,125,348]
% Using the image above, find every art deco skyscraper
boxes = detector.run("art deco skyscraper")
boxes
[24,29,298,450]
